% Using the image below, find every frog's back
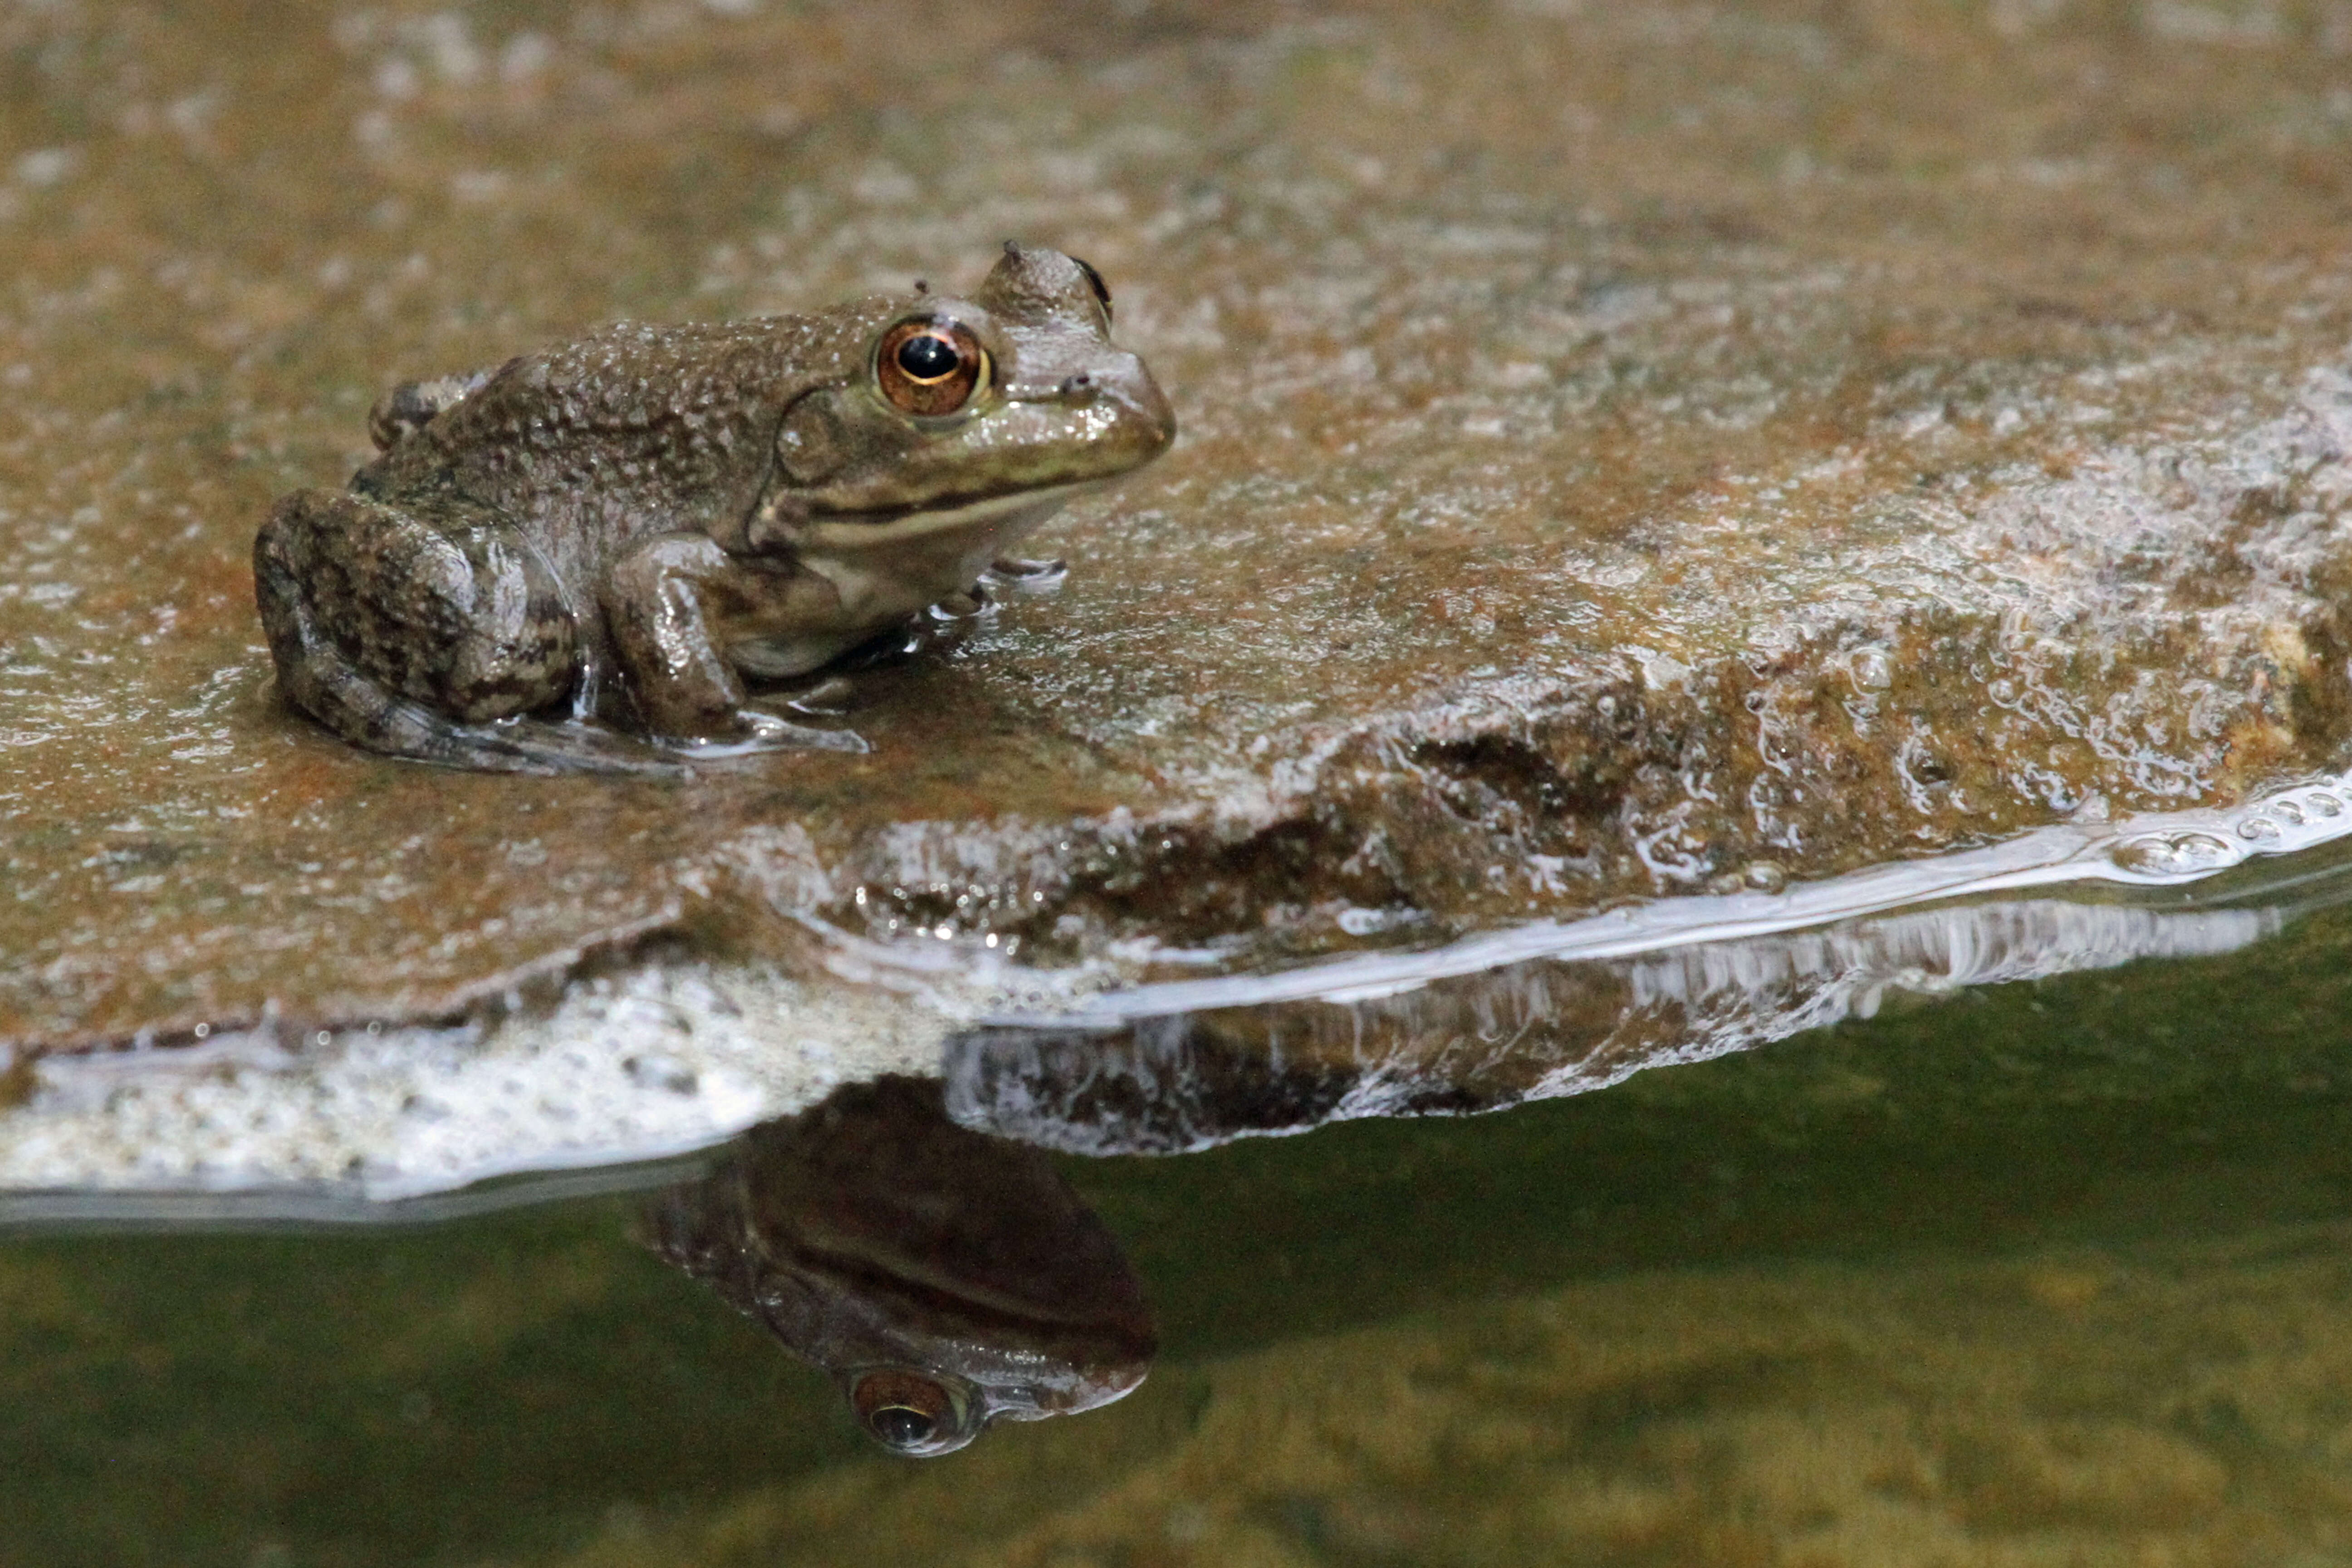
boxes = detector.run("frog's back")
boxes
[357,314,866,578]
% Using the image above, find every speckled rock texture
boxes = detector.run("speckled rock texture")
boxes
[6,0,2352,1049]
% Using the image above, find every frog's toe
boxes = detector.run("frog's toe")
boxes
[686,708,869,757]
[780,676,856,717]
[928,588,989,620]
[986,555,1068,586]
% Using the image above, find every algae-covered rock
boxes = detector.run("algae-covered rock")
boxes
[5,0,2352,1058]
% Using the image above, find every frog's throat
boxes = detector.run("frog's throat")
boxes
[786,479,1103,552]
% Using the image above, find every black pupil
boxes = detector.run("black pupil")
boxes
[871,1406,936,1447]
[896,333,960,381]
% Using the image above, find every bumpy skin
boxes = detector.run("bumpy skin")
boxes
[253,245,1175,773]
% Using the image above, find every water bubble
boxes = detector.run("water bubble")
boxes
[2237,816,2281,841]
[1846,646,1893,693]
[2309,792,2344,818]
[2109,830,2238,877]
[2270,799,2306,826]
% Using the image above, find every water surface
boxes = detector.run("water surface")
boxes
[7,889,2352,1566]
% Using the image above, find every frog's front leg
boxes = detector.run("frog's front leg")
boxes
[599,533,865,752]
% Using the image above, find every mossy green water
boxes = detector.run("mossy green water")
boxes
[5,900,2350,1566]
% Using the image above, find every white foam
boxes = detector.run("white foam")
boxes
[0,962,945,1214]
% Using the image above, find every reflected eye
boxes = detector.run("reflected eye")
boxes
[848,1368,974,1455]
[871,1404,936,1447]
[1071,255,1113,324]
[876,318,989,417]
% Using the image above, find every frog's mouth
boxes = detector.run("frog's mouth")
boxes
[796,480,1102,551]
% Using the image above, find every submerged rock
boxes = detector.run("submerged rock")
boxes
[3,0,2351,1080]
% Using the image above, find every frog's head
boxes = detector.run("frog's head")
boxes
[745,244,1175,556]
[642,1077,1157,1460]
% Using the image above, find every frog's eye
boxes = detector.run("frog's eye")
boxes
[876,318,990,418]
[1070,255,1113,325]
[848,1367,976,1455]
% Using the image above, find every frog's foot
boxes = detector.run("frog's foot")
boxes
[779,676,855,717]
[672,706,869,759]
[416,715,695,776]
[985,555,1068,589]
[929,588,991,621]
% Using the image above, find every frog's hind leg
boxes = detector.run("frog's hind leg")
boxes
[254,489,671,775]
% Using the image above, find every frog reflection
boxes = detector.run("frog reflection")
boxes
[642,1076,1155,1456]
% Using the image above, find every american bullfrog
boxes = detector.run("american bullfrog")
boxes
[644,1077,1156,1456]
[253,245,1174,772]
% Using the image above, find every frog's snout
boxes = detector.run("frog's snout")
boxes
[1067,353,1176,462]
[1127,374,1178,460]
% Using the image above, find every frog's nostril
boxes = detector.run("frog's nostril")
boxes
[1058,371,1094,398]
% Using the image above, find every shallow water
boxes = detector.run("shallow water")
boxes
[7,891,2352,1567]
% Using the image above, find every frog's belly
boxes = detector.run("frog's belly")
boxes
[729,632,864,681]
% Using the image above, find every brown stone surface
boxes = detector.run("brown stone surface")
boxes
[6,0,2352,1047]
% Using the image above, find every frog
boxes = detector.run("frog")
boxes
[643,1076,1156,1456]
[252,244,1174,773]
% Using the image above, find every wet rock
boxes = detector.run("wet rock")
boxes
[0,960,946,1199]
[5,0,2352,1058]
[11,813,2338,1196]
